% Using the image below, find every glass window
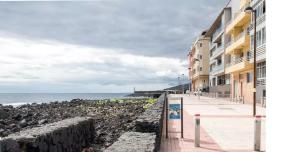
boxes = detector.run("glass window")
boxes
[262,27,266,44]
[251,35,254,49]
[247,72,253,83]
[263,1,266,14]
[225,74,230,84]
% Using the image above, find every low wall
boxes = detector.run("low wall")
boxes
[104,132,156,152]
[106,93,166,152]
[0,117,94,152]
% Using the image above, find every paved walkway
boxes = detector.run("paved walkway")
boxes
[160,94,266,152]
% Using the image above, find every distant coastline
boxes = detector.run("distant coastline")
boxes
[0,93,130,105]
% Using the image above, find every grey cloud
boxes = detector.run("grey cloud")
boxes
[0,0,227,59]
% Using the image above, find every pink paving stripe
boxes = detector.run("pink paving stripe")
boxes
[199,115,266,118]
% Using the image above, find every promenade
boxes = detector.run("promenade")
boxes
[160,94,266,152]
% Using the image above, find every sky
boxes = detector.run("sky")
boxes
[0,0,228,93]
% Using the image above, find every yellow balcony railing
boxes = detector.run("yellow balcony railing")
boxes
[225,56,253,74]
[225,3,251,34]
[225,31,250,54]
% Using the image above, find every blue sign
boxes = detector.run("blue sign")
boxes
[169,104,181,119]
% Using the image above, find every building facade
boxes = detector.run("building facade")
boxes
[187,0,266,103]
[223,0,253,104]
[205,9,231,97]
[248,0,266,103]
[189,31,210,92]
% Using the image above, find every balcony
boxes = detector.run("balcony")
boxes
[212,26,224,43]
[210,64,224,76]
[225,3,251,33]
[248,43,266,63]
[225,56,253,74]
[257,78,266,86]
[210,45,224,62]
[248,14,266,31]
[225,30,250,54]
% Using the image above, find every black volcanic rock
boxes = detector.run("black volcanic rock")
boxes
[0,98,151,151]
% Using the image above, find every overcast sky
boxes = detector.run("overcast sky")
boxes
[0,0,227,93]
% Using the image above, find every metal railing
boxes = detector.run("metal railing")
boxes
[257,78,266,86]
[210,64,224,74]
[212,26,224,41]
[226,56,249,67]
[248,14,266,31]
[249,44,266,59]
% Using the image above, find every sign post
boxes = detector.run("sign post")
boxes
[195,114,200,147]
[254,115,261,151]
[167,97,184,139]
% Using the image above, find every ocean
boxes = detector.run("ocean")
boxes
[0,93,130,106]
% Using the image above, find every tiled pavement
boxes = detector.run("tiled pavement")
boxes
[160,94,266,152]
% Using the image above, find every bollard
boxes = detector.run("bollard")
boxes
[254,115,261,151]
[194,114,200,147]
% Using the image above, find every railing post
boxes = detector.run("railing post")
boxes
[194,114,200,147]
[254,115,262,151]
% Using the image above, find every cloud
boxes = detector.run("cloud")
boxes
[0,36,188,92]
[0,0,228,59]
[0,0,228,92]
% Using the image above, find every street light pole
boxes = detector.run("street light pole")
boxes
[182,74,185,94]
[245,6,257,116]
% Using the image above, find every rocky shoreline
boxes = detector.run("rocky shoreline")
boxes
[0,98,155,151]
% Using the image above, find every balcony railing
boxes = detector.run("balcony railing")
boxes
[211,64,224,74]
[224,30,247,51]
[212,25,224,41]
[234,30,247,42]
[226,56,249,67]
[257,78,266,86]
[248,44,266,59]
[248,14,265,31]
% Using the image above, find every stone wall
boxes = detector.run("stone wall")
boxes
[0,117,94,152]
[106,93,166,152]
[104,132,156,152]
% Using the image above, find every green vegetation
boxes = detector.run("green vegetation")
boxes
[143,98,158,109]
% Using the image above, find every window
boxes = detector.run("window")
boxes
[251,35,254,49]
[247,72,253,83]
[257,62,266,78]
[199,43,202,47]
[262,27,266,44]
[198,66,202,72]
[263,1,266,14]
[256,30,262,46]
[225,74,230,84]
[200,55,202,59]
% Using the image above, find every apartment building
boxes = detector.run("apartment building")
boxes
[248,0,266,103]
[224,0,253,103]
[205,9,231,97]
[189,31,210,92]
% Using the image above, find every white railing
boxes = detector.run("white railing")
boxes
[248,14,266,31]
[210,64,224,75]
[212,25,224,41]
[234,30,247,42]
[257,78,266,86]
[226,56,249,67]
[248,44,266,59]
